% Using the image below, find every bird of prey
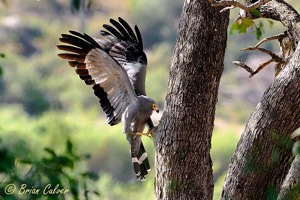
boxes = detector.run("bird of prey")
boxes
[57,18,159,181]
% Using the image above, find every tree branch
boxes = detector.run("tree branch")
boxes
[221,43,300,199]
[241,46,283,62]
[254,32,286,48]
[210,0,271,15]
[278,155,300,200]
[233,44,287,77]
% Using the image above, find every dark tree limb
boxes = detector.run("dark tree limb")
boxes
[232,61,255,76]
[233,59,274,78]
[221,43,300,199]
[254,32,286,48]
[210,0,271,15]
[210,0,300,198]
[241,46,282,62]
[233,45,287,77]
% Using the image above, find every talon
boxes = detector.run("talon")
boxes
[136,131,153,139]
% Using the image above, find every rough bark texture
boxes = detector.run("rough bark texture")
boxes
[154,0,229,199]
[248,0,300,43]
[278,155,300,200]
[221,36,300,200]
[221,1,300,199]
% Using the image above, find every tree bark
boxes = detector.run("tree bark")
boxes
[221,47,300,199]
[252,0,300,43]
[154,0,229,199]
[277,155,300,200]
[221,1,300,199]
[221,34,300,200]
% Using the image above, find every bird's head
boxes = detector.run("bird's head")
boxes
[138,95,159,113]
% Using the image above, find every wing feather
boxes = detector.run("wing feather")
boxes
[57,30,137,125]
[98,17,148,96]
[109,18,131,40]
[118,17,138,42]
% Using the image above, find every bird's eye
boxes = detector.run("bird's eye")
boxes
[152,104,157,110]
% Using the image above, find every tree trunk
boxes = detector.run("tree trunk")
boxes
[221,46,300,198]
[277,155,300,200]
[153,0,229,199]
[221,1,300,199]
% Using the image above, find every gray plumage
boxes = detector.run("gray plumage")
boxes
[122,96,157,180]
[57,19,158,180]
[96,17,148,96]
[96,17,154,129]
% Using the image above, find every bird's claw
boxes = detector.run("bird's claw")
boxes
[136,131,153,140]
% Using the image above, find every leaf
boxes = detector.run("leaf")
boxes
[81,171,99,181]
[44,147,57,157]
[56,155,74,169]
[92,191,101,196]
[250,9,261,18]
[255,22,264,40]
[18,159,33,164]
[66,139,73,154]
[230,18,254,35]
[256,27,262,40]
[268,19,274,28]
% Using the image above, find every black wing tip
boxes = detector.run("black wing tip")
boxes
[93,84,120,126]
[59,30,102,50]
[109,18,118,24]
[134,25,144,51]
[69,30,78,34]
[103,17,139,43]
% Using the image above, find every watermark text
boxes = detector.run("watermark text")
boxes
[4,183,69,196]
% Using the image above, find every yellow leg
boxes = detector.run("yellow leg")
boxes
[136,131,152,139]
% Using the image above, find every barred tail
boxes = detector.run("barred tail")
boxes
[131,142,150,181]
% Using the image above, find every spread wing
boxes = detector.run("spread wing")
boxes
[96,17,147,96]
[57,30,137,125]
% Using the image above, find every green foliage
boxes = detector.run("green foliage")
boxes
[255,21,264,40]
[230,18,267,40]
[0,138,99,200]
[0,105,157,199]
[230,18,254,35]
[250,9,261,18]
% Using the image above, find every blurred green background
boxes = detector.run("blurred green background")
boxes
[0,0,299,199]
